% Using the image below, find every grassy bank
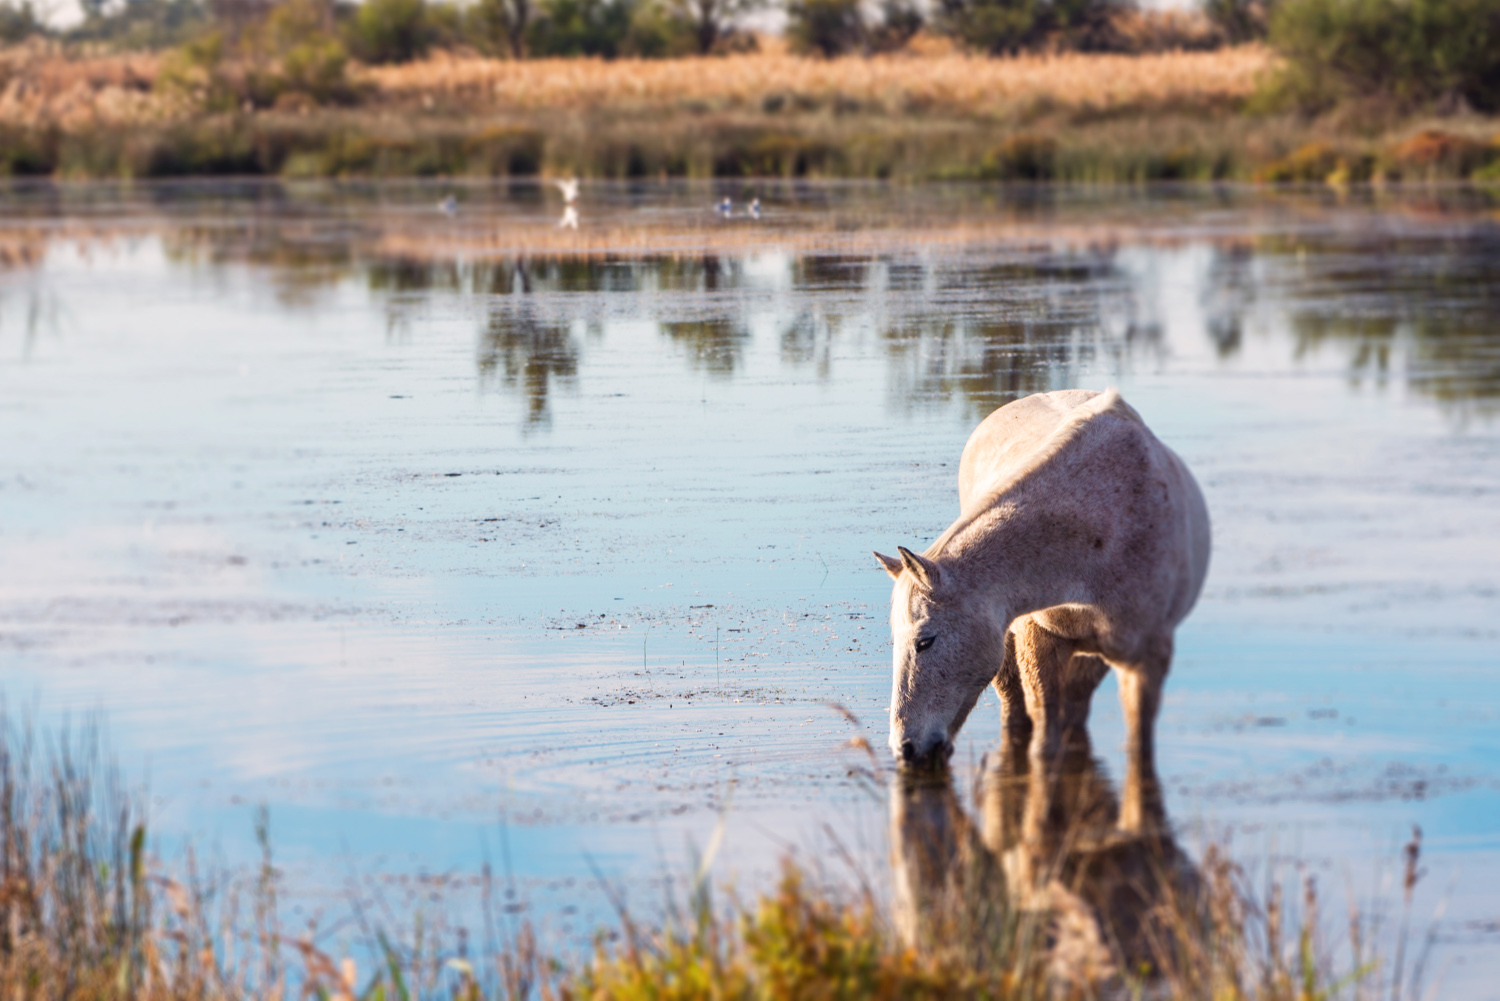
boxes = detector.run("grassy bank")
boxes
[3,41,1500,181]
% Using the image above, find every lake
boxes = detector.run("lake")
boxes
[2,180,1498,992]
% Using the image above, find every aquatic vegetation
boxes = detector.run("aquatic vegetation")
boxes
[0,39,1495,181]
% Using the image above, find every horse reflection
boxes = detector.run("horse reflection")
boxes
[890,727,1197,986]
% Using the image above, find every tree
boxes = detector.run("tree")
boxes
[786,0,863,55]
[350,0,432,63]
[469,0,532,56]
[672,0,757,54]
[935,0,1122,53]
[0,0,42,41]
[527,0,634,57]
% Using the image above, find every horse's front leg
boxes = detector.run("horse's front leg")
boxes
[1012,617,1078,761]
[991,627,1031,737]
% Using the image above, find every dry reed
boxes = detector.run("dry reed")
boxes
[359,45,1273,115]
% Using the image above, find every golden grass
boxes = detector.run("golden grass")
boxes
[0,42,1272,130]
[0,40,172,129]
[361,44,1274,115]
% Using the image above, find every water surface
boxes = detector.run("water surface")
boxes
[2,181,1499,990]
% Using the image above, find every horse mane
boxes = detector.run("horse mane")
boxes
[926,388,1135,560]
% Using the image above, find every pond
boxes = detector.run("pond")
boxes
[2,180,1498,990]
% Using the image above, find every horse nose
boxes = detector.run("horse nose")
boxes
[899,735,952,769]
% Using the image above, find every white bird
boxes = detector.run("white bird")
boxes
[559,204,579,230]
[552,178,580,204]
[716,197,733,217]
[748,198,762,220]
[438,194,457,216]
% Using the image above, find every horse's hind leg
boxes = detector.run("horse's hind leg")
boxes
[1114,634,1173,832]
[992,627,1031,737]
[1060,653,1109,736]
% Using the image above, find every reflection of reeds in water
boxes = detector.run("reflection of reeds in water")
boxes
[0,707,1434,1000]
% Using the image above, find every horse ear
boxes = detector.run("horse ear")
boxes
[897,546,941,590]
[874,551,904,579]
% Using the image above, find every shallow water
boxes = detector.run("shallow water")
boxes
[2,181,1499,990]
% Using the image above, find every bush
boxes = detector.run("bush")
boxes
[527,0,635,56]
[786,0,864,55]
[159,0,354,111]
[619,0,700,56]
[465,0,533,56]
[1268,0,1500,110]
[1203,0,1269,40]
[868,0,924,50]
[935,0,1124,52]
[0,0,42,42]
[67,0,208,48]
[350,0,433,63]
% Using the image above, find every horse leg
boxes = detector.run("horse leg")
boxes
[1114,635,1172,832]
[1059,653,1110,736]
[1012,617,1078,762]
[992,627,1031,737]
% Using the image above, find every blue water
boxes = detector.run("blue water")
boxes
[1,181,1498,992]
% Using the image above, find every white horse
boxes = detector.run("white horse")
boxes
[876,389,1210,791]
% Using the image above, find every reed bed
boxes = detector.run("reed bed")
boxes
[359,44,1273,115]
[1,41,1497,181]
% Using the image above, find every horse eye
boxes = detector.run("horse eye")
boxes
[915,636,936,653]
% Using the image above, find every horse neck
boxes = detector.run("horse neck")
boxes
[937,495,1090,621]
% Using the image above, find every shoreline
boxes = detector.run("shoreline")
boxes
[3,45,1500,181]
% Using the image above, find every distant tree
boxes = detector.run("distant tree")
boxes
[1202,0,1267,40]
[350,0,432,62]
[67,0,210,47]
[867,0,923,50]
[468,0,533,56]
[0,0,43,41]
[935,0,1123,52]
[1268,0,1500,110]
[527,0,634,56]
[786,0,863,55]
[672,0,757,53]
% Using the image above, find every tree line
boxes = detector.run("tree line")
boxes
[1,0,1270,60]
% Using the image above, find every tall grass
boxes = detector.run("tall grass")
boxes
[0,707,1442,1001]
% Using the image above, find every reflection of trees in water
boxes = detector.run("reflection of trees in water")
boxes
[779,309,839,379]
[476,304,579,428]
[157,219,369,309]
[661,318,750,377]
[1200,243,1255,358]
[878,255,1152,422]
[1289,311,1500,417]
[1206,236,1500,419]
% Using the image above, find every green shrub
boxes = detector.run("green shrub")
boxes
[527,0,635,56]
[620,0,700,56]
[66,0,208,48]
[786,0,864,55]
[935,0,1122,53]
[1268,0,1500,110]
[0,0,42,42]
[868,0,924,50]
[350,0,433,63]
[465,0,534,56]
[1202,0,1269,40]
